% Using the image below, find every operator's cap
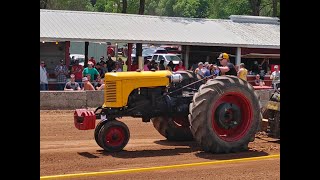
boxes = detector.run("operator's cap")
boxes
[217,53,229,60]
[82,77,88,81]
[274,65,279,69]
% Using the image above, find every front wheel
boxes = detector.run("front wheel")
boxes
[94,120,108,148]
[98,120,130,152]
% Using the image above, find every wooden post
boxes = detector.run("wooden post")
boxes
[65,41,70,66]
[84,42,89,68]
[127,43,132,70]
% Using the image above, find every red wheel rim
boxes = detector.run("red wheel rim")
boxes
[211,92,253,142]
[105,126,125,147]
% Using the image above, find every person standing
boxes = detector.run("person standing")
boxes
[71,59,83,87]
[213,53,237,76]
[54,59,69,90]
[174,61,186,71]
[158,60,165,70]
[106,54,115,72]
[237,63,248,81]
[82,61,100,82]
[270,65,280,89]
[40,60,49,90]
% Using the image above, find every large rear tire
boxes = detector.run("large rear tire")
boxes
[98,120,130,152]
[151,116,193,141]
[189,76,261,153]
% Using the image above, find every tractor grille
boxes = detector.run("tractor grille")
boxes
[105,81,117,102]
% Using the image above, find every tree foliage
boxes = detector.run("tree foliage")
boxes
[40,0,280,19]
[40,0,94,11]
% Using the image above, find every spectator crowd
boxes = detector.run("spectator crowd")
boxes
[40,53,279,91]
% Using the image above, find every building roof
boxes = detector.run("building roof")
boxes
[40,9,280,49]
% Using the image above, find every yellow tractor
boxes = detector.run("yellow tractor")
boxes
[74,70,261,153]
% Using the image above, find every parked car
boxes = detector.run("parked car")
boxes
[160,45,181,54]
[154,47,168,54]
[131,47,156,60]
[70,54,85,66]
[151,54,182,66]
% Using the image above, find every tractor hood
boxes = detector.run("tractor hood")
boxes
[104,70,173,81]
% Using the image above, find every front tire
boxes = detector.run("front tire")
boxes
[94,120,108,148]
[98,120,130,152]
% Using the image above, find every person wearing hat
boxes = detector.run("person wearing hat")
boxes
[82,61,100,82]
[88,56,96,66]
[82,77,95,91]
[270,65,280,89]
[195,62,210,77]
[95,62,105,78]
[106,54,115,72]
[64,74,81,91]
[99,56,105,63]
[54,59,69,90]
[237,63,248,81]
[213,53,237,76]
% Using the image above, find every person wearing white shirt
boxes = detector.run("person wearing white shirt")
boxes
[270,65,280,89]
[40,60,49,90]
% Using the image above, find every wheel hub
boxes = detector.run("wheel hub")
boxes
[215,103,241,129]
[112,134,119,141]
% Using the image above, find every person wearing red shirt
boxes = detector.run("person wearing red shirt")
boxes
[174,61,186,71]
[71,60,84,87]
[130,59,139,71]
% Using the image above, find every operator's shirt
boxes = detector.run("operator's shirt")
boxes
[220,63,237,76]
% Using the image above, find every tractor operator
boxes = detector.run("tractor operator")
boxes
[213,53,237,76]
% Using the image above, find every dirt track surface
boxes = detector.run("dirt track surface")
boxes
[40,110,280,179]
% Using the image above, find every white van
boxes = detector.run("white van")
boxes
[151,54,182,67]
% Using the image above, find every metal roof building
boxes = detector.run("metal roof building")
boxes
[40,10,280,49]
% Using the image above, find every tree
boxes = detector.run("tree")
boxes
[139,0,145,14]
[156,0,176,16]
[172,0,209,18]
[40,0,48,9]
[259,0,280,17]
[94,0,107,12]
[122,0,127,13]
[272,0,277,17]
[248,0,261,16]
[144,0,159,15]
[208,0,251,19]
[40,0,94,11]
